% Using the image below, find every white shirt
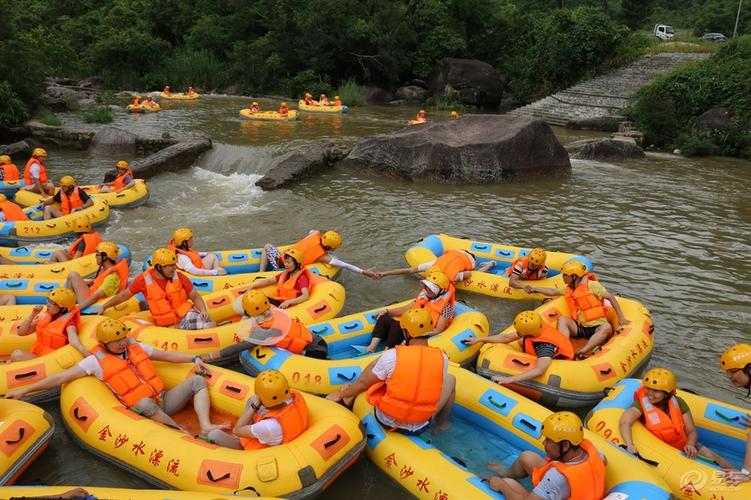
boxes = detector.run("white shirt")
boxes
[371,348,448,432]
[77,342,155,380]
[176,253,218,276]
[246,398,294,446]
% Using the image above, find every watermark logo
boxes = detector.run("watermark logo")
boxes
[680,469,708,496]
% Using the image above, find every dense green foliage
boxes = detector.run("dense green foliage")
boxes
[628,35,751,158]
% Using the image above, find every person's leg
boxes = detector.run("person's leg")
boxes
[132,397,184,431]
[557,316,577,337]
[488,450,546,479]
[207,429,243,449]
[488,477,530,495]
[577,323,613,357]
[0,255,16,265]
[43,182,55,196]
[697,444,734,469]
[383,318,407,349]
[161,375,226,434]
[433,373,456,431]
[0,294,17,306]
[66,271,91,303]
[10,349,36,362]
[99,185,113,193]
[365,315,397,352]
[201,253,222,271]
[48,249,73,263]
[44,206,63,220]
[259,244,272,272]
[178,309,216,330]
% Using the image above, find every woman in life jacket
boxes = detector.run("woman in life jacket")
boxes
[508,247,549,289]
[720,344,751,485]
[464,310,573,386]
[99,160,136,193]
[41,175,93,220]
[619,368,733,468]
[245,248,311,309]
[66,241,129,310]
[249,101,261,113]
[487,411,607,500]
[11,287,87,362]
[375,248,494,282]
[48,216,101,263]
[168,227,227,276]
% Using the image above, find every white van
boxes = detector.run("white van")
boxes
[654,24,675,40]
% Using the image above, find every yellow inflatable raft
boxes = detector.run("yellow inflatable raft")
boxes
[0,198,110,246]
[13,180,149,209]
[240,109,299,121]
[353,365,671,499]
[160,92,199,100]
[240,301,489,395]
[0,399,54,485]
[476,296,654,407]
[127,103,161,113]
[61,362,365,497]
[0,244,131,279]
[586,378,751,499]
[297,101,349,113]
[404,233,593,300]
[0,486,280,499]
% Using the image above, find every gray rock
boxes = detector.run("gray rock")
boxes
[256,141,351,191]
[23,120,95,149]
[105,139,212,180]
[117,91,135,98]
[223,85,242,95]
[0,141,31,158]
[46,77,77,86]
[363,86,394,104]
[77,76,105,89]
[78,98,96,107]
[342,115,570,183]
[89,126,137,155]
[696,107,734,131]
[565,138,646,160]
[395,86,428,102]
[428,58,504,108]
[565,117,621,131]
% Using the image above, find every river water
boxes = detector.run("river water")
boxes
[17,96,751,497]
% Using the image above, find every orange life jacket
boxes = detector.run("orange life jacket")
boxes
[434,250,474,282]
[60,187,84,215]
[92,338,165,407]
[113,168,134,190]
[304,97,316,105]
[256,308,313,354]
[132,98,142,106]
[68,231,101,257]
[0,199,29,221]
[23,158,48,185]
[241,390,309,449]
[250,105,260,113]
[274,268,313,301]
[291,231,327,266]
[413,285,456,327]
[565,273,607,323]
[505,256,545,280]
[89,259,129,296]
[334,99,342,106]
[320,97,330,105]
[531,439,606,500]
[523,323,574,360]
[174,247,205,270]
[1,163,20,182]
[31,309,80,356]
[143,269,193,326]
[278,106,288,116]
[635,385,688,449]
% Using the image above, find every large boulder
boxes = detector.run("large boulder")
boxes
[0,141,31,158]
[565,138,646,160]
[363,86,394,104]
[428,58,504,108]
[341,115,570,183]
[89,126,137,155]
[696,107,734,132]
[394,85,428,102]
[77,76,105,89]
[105,138,212,181]
[256,140,351,191]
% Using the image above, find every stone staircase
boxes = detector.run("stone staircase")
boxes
[507,52,711,127]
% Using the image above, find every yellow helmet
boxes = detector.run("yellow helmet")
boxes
[255,370,290,407]
[96,241,120,260]
[721,344,751,371]
[642,368,677,393]
[334,96,340,99]
[305,93,312,97]
[252,101,258,105]
[450,111,458,117]
[281,102,288,107]
[561,261,587,278]
[0,155,10,164]
[242,290,270,316]
[514,311,543,337]
[165,85,171,90]
[0,194,6,203]
[152,247,177,266]
[419,110,426,114]
[321,230,342,250]
[32,148,47,158]
[48,287,76,310]
[283,247,304,266]
[400,308,433,338]
[72,217,91,233]
[528,248,547,266]
[425,270,449,291]
[541,411,583,445]
[171,227,193,246]
[116,160,129,169]
[59,175,76,187]
[97,318,128,344]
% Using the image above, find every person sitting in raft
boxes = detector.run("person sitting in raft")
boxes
[245,248,311,309]
[186,86,197,96]
[508,247,549,290]
[8,288,88,361]
[65,241,129,310]
[525,261,629,359]
[303,92,317,106]
[278,102,289,117]
[319,94,331,106]
[199,290,328,363]
[249,101,261,113]
[333,95,342,106]
[0,155,20,182]
[259,229,377,279]
[162,85,172,96]
[93,248,215,330]
[464,310,573,385]
[41,176,94,220]
[206,369,308,449]
[143,96,157,107]
[99,160,135,193]
[415,110,428,123]
[486,411,606,499]
[5,318,228,436]
[375,248,494,283]
[0,193,29,222]
[450,111,459,120]
[365,270,455,353]
[720,344,751,485]
[131,95,142,106]
[23,147,55,195]
[327,307,456,433]
[47,216,101,263]
[620,368,734,469]
[168,227,227,276]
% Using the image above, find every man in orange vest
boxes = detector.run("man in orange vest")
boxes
[47,217,102,263]
[720,344,751,485]
[619,368,732,468]
[205,370,309,449]
[364,270,455,353]
[508,247,549,289]
[99,160,136,193]
[0,155,20,182]
[41,176,93,220]
[465,310,573,386]
[375,248,495,282]
[487,412,606,499]
[259,229,377,279]
[66,241,129,310]
[168,227,227,276]
[5,318,228,435]
[22,147,55,195]
[327,308,455,434]
[525,261,629,359]
[94,248,213,330]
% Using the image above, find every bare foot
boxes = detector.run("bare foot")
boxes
[487,461,510,476]
[432,420,452,432]
[201,423,229,434]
